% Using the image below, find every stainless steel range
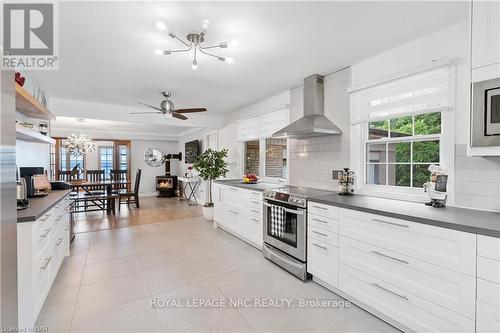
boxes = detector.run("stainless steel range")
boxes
[262,186,334,281]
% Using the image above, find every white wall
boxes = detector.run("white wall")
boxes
[350,21,500,212]
[16,140,50,176]
[130,139,178,194]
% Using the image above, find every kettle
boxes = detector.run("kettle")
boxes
[16,177,28,202]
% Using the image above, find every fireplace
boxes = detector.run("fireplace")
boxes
[156,176,178,197]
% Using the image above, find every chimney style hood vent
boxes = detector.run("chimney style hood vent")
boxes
[272,74,342,139]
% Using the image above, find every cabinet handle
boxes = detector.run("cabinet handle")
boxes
[251,201,260,204]
[371,251,409,265]
[251,209,260,214]
[40,214,51,222]
[372,218,409,229]
[40,257,52,270]
[55,238,64,246]
[312,205,328,210]
[371,282,408,300]
[251,218,260,223]
[312,230,328,237]
[228,209,238,215]
[40,229,51,238]
[312,243,328,250]
[312,217,328,224]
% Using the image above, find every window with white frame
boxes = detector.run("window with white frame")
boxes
[238,107,289,180]
[244,140,260,175]
[99,146,113,179]
[350,63,454,195]
[243,138,288,179]
[366,112,441,188]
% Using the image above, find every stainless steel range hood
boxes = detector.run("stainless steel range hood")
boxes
[273,74,342,139]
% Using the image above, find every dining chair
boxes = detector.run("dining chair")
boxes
[85,169,106,195]
[58,171,79,194]
[109,169,128,193]
[118,169,141,210]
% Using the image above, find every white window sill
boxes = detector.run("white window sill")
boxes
[356,186,428,204]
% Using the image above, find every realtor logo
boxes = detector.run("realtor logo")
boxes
[1,1,58,69]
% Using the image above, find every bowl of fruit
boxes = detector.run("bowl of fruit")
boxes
[242,173,259,184]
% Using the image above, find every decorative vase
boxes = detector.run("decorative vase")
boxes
[202,206,214,221]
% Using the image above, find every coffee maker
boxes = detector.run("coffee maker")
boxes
[19,167,45,198]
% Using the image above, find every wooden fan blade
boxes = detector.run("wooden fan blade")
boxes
[172,112,188,120]
[174,108,207,113]
[130,112,162,115]
[137,102,163,112]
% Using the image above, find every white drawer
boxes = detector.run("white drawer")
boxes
[308,213,339,234]
[339,264,475,333]
[307,238,338,288]
[308,225,338,247]
[339,208,476,276]
[477,300,500,333]
[339,236,476,319]
[308,202,339,219]
[478,235,500,261]
[221,186,243,205]
[222,204,241,226]
[245,216,263,247]
[478,278,500,308]
[246,206,262,218]
[478,256,500,284]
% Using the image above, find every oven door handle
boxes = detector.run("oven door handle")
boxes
[263,202,304,215]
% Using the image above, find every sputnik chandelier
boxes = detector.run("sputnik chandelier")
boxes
[154,19,238,70]
[65,134,96,157]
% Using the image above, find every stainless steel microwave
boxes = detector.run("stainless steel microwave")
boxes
[472,77,500,147]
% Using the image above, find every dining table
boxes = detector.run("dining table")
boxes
[69,180,130,213]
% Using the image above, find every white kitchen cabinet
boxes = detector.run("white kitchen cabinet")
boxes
[307,238,339,288]
[471,0,500,70]
[304,201,482,333]
[476,235,500,333]
[212,184,263,248]
[339,264,475,333]
[18,196,71,328]
[306,208,340,288]
[339,235,476,319]
[339,209,477,276]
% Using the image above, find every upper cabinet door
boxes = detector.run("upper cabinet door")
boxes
[472,0,500,70]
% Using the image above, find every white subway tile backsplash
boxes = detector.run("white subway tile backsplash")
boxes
[454,144,500,211]
[469,195,500,212]
[289,68,350,189]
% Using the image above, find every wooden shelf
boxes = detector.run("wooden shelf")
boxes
[15,83,55,120]
[16,124,55,144]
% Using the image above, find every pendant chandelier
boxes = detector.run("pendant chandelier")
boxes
[154,19,238,70]
[65,134,96,157]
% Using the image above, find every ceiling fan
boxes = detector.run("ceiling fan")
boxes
[131,92,207,120]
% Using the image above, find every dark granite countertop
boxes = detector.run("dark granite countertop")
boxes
[309,193,500,238]
[214,179,284,192]
[17,190,71,223]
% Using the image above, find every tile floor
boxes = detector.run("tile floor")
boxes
[36,216,400,333]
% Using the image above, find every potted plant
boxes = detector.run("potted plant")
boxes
[193,148,229,221]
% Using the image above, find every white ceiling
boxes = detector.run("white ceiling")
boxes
[50,116,189,140]
[29,1,467,132]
